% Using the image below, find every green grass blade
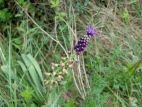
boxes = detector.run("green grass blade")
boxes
[27,54,44,84]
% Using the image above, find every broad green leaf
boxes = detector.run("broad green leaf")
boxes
[21,54,43,96]
[27,54,43,84]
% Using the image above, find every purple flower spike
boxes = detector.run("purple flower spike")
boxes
[74,35,89,55]
[86,25,96,36]
[73,26,96,55]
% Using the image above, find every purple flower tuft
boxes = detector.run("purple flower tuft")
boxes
[86,25,96,36]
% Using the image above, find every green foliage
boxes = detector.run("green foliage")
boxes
[128,58,142,77]
[12,37,23,50]
[121,8,130,24]
[20,86,34,101]
[0,0,4,8]
[65,100,75,107]
[50,0,60,8]
[92,74,108,94]
[50,0,67,21]
[0,9,12,22]
[130,0,137,4]
[131,0,142,24]
[55,11,67,21]
[0,0,13,23]
[84,74,110,107]
[17,0,34,13]
[18,54,44,96]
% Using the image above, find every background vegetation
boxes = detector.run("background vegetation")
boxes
[0,0,142,107]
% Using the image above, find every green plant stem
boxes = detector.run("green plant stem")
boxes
[8,23,12,104]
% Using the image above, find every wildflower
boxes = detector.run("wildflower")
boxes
[74,26,96,55]
[86,25,96,36]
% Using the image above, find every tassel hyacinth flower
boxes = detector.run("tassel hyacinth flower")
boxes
[74,26,96,55]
